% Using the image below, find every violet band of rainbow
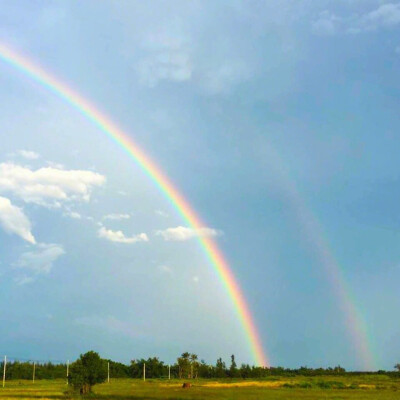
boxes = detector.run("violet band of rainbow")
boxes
[0,43,269,367]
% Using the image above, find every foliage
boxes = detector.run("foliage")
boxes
[1,352,400,382]
[0,361,66,380]
[68,351,107,394]
[130,357,166,379]
[229,354,238,378]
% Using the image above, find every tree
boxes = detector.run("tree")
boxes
[190,354,199,379]
[69,351,107,394]
[229,354,238,378]
[215,358,227,378]
[395,364,400,374]
[177,352,190,379]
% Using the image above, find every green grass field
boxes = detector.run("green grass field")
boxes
[0,376,399,400]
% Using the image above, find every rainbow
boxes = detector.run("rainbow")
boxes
[268,151,376,370]
[0,43,268,367]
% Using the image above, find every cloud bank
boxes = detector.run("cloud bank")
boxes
[0,163,105,207]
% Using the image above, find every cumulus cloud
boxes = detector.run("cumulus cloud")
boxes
[17,150,40,160]
[0,196,35,243]
[0,162,105,207]
[103,213,131,220]
[156,226,221,241]
[98,226,149,244]
[14,243,65,274]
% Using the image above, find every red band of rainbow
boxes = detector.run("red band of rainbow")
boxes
[0,43,269,367]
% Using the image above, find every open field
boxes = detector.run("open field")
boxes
[0,376,399,400]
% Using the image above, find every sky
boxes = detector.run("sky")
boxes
[0,0,399,371]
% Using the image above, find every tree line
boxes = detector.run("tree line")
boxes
[2,352,399,382]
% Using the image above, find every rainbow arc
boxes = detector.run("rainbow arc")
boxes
[0,43,268,367]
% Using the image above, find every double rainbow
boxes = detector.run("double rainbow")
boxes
[0,43,268,367]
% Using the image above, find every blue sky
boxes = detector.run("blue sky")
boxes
[0,0,400,370]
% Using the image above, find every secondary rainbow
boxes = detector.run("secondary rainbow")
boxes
[0,43,268,367]
[266,150,376,370]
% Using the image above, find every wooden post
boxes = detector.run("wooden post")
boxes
[143,363,145,381]
[168,364,170,380]
[66,360,69,385]
[32,362,36,383]
[107,362,110,383]
[2,356,6,388]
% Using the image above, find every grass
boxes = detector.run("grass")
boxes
[0,375,399,400]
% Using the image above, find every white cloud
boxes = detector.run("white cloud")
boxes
[362,3,400,29]
[14,275,34,286]
[0,163,105,207]
[17,150,40,160]
[313,3,400,35]
[14,243,65,274]
[103,213,131,220]
[0,196,35,243]
[98,226,149,244]
[46,161,64,169]
[63,210,82,219]
[312,11,339,35]
[193,276,199,283]
[156,226,221,241]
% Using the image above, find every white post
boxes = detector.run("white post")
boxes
[32,362,36,383]
[107,362,110,383]
[143,363,145,381]
[2,356,6,388]
[66,360,69,385]
[168,364,170,380]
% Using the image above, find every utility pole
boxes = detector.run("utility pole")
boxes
[2,356,6,388]
[168,364,170,380]
[66,360,69,385]
[32,362,36,383]
[143,363,146,381]
[107,362,110,383]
